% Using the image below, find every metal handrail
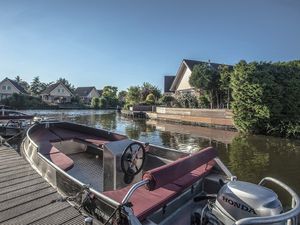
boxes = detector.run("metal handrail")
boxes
[235,177,300,225]
[121,179,149,204]
[25,123,120,208]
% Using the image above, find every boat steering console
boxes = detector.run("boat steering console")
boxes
[121,142,146,184]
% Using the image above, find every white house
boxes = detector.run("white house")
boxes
[41,82,73,104]
[74,86,100,104]
[169,59,232,94]
[0,77,28,101]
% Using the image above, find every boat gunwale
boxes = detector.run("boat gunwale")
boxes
[25,122,121,208]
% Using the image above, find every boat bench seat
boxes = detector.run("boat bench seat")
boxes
[50,127,109,148]
[44,152,74,171]
[104,147,217,221]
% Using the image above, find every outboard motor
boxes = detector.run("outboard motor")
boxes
[193,180,284,225]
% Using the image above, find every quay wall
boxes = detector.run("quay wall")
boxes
[146,107,234,128]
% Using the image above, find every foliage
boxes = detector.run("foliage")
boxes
[118,90,127,107]
[177,93,198,108]
[101,86,118,108]
[91,97,100,109]
[231,60,300,138]
[145,93,156,105]
[198,94,210,108]
[219,65,232,109]
[159,95,175,107]
[125,86,141,105]
[30,76,47,95]
[140,82,161,101]
[0,93,51,109]
[14,76,30,92]
[57,77,75,92]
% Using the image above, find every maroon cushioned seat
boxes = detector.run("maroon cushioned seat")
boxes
[44,152,74,171]
[143,147,217,191]
[82,137,109,147]
[50,127,82,140]
[31,128,61,144]
[104,147,217,221]
[38,142,60,155]
[104,183,181,221]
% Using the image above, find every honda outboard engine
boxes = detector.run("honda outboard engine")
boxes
[192,180,284,225]
[212,181,283,224]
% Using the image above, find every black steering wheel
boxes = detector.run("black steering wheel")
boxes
[121,142,146,178]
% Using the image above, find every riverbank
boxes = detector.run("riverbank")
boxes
[122,107,235,130]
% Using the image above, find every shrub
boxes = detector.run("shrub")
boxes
[176,93,198,108]
[145,93,155,105]
[91,97,100,109]
[159,95,175,107]
[231,60,300,138]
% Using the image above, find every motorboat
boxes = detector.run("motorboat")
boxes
[21,121,300,225]
[0,106,34,137]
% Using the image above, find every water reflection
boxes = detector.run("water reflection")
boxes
[22,110,300,193]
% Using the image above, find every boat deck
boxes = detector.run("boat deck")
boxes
[0,137,89,225]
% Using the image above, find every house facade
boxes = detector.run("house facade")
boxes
[75,87,99,104]
[0,77,28,101]
[168,59,232,95]
[41,82,73,104]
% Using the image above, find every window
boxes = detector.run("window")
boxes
[7,86,11,90]
[2,86,6,90]
[57,89,60,93]
[61,89,64,93]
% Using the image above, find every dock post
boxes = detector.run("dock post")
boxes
[84,217,93,225]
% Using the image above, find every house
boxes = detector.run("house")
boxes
[164,75,175,94]
[0,77,28,101]
[41,82,73,104]
[169,59,232,94]
[74,86,99,104]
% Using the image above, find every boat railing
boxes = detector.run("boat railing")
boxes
[25,124,120,208]
[235,177,300,225]
[121,179,150,204]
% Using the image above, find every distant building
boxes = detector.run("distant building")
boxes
[41,82,73,104]
[169,59,232,94]
[0,77,28,101]
[75,86,99,104]
[164,75,175,94]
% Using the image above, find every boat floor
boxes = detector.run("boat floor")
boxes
[67,152,103,192]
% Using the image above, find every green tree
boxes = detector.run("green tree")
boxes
[91,97,100,109]
[141,82,161,101]
[118,90,127,107]
[145,93,155,105]
[102,86,118,108]
[57,77,75,92]
[189,63,220,108]
[30,76,46,95]
[126,86,141,105]
[159,95,175,107]
[219,65,232,109]
[14,76,30,92]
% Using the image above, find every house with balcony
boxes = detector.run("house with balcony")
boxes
[74,86,100,104]
[41,82,73,104]
[0,77,28,101]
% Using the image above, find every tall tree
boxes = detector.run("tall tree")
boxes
[219,65,232,109]
[14,76,30,92]
[57,77,75,92]
[30,76,46,95]
[141,82,161,101]
[126,86,141,105]
[189,63,219,108]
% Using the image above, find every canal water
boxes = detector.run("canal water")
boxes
[22,109,300,201]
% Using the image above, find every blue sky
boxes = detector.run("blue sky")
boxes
[0,0,299,91]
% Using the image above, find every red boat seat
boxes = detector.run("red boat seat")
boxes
[104,147,217,221]
[44,152,74,171]
[38,142,60,155]
[31,128,61,144]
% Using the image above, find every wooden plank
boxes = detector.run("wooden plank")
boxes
[0,140,86,225]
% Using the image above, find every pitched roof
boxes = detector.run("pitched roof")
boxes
[41,82,72,95]
[3,78,28,94]
[75,87,95,97]
[97,89,103,96]
[170,59,233,91]
[183,59,232,71]
[164,76,175,93]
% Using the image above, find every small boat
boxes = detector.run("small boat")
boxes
[0,106,34,137]
[21,121,300,225]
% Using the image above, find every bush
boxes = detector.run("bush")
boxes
[0,93,50,109]
[91,97,100,109]
[159,95,175,107]
[231,60,300,138]
[99,97,107,109]
[145,93,155,105]
[176,93,198,108]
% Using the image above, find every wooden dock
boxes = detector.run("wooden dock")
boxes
[0,137,88,225]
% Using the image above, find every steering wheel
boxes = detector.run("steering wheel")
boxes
[121,142,146,178]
